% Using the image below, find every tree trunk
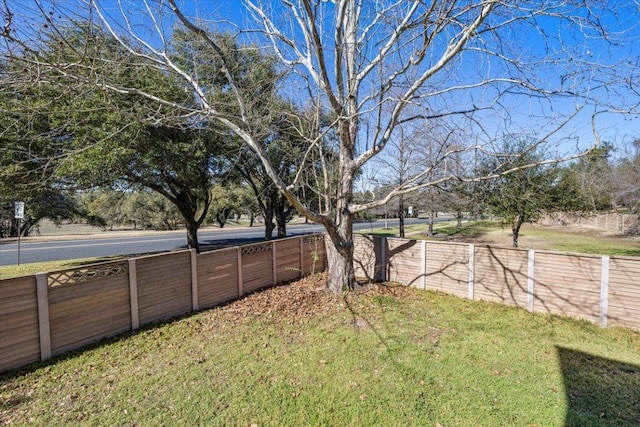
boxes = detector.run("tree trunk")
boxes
[324,213,356,292]
[428,210,435,236]
[264,220,275,240]
[324,151,357,291]
[512,217,524,248]
[512,227,519,248]
[216,212,227,228]
[185,218,200,252]
[261,197,275,240]
[276,215,287,238]
[263,207,275,240]
[275,201,288,238]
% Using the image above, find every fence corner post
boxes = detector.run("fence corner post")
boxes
[190,249,199,312]
[128,258,139,330]
[35,272,51,361]
[527,250,535,312]
[380,236,387,282]
[468,244,475,300]
[600,255,610,327]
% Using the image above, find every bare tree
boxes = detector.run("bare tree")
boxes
[612,139,640,214]
[371,116,462,237]
[2,0,639,290]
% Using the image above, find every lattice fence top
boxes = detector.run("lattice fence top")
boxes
[240,242,273,255]
[48,261,128,288]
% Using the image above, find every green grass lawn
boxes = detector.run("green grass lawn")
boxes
[2,274,639,426]
[0,257,124,280]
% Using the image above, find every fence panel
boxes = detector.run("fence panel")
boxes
[48,262,130,355]
[474,246,529,308]
[424,242,470,298]
[533,252,601,323]
[387,237,422,287]
[197,248,239,309]
[608,257,640,330]
[353,234,379,280]
[275,237,302,283]
[0,276,40,371]
[137,251,192,325]
[303,235,326,275]
[242,242,274,294]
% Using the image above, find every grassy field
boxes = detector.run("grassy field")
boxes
[0,257,124,280]
[1,273,639,426]
[367,219,640,257]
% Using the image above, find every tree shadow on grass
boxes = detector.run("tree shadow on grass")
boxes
[557,346,640,427]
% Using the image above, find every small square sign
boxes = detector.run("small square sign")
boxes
[14,201,25,219]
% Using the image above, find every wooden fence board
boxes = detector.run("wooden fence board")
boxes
[0,297,38,316]
[608,257,640,330]
[1,323,40,349]
[275,238,302,283]
[242,243,274,294]
[533,252,601,323]
[303,235,326,275]
[197,248,239,308]
[474,246,529,308]
[0,276,40,371]
[353,234,378,280]
[48,273,131,356]
[1,344,41,370]
[424,242,469,298]
[0,311,39,330]
[387,238,422,287]
[137,251,192,325]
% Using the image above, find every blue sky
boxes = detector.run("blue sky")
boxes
[172,0,640,151]
[11,0,640,154]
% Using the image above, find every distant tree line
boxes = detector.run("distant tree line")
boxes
[364,138,640,247]
[0,25,334,248]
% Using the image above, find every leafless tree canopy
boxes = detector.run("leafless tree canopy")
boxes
[2,0,639,289]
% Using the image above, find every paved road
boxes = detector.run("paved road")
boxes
[0,218,441,266]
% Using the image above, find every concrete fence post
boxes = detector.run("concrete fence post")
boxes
[600,255,610,327]
[421,240,427,290]
[527,250,535,312]
[35,273,51,361]
[128,259,139,330]
[380,237,387,282]
[190,249,199,311]
[468,244,475,300]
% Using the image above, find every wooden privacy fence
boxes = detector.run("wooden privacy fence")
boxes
[353,234,640,331]
[0,234,326,373]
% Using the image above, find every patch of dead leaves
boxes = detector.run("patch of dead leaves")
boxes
[209,273,416,326]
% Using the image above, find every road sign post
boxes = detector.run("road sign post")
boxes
[15,202,24,265]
